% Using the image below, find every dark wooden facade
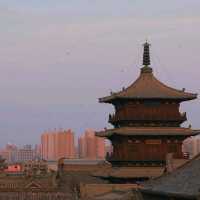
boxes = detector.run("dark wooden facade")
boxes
[96,42,198,167]
[109,101,186,127]
[110,135,184,164]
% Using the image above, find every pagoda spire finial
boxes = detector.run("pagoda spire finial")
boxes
[143,41,151,66]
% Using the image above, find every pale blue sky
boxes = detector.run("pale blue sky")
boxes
[0,1,200,146]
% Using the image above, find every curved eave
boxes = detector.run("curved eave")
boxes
[99,67,198,104]
[96,128,198,138]
[99,93,197,104]
[193,129,200,135]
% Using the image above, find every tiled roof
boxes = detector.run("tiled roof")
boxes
[63,159,109,165]
[91,191,135,200]
[99,66,197,103]
[59,171,108,193]
[0,175,57,192]
[96,127,199,137]
[93,166,164,179]
[140,154,200,197]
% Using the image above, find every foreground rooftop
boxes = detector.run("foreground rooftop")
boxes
[140,153,200,197]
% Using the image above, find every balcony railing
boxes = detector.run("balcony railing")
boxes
[107,158,166,167]
[108,112,187,124]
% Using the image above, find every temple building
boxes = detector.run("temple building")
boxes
[95,42,199,183]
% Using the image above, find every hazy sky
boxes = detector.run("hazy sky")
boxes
[0,0,200,147]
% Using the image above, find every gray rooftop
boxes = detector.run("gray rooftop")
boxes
[141,154,200,197]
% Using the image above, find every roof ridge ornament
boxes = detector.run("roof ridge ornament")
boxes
[143,41,151,66]
[99,42,197,103]
[141,41,153,73]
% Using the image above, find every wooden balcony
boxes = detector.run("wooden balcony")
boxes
[108,112,187,126]
[107,157,166,167]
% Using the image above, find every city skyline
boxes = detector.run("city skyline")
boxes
[0,1,200,146]
[0,128,107,162]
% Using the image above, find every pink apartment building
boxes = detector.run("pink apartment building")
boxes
[41,129,75,160]
[78,129,106,159]
[183,136,200,158]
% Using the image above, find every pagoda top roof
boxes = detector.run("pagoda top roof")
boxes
[99,42,197,103]
[99,66,197,103]
[96,127,200,138]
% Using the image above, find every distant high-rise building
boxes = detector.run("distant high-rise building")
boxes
[41,131,56,160]
[41,129,75,160]
[0,144,38,163]
[0,143,18,163]
[23,144,32,150]
[5,143,17,151]
[96,136,106,159]
[14,148,36,162]
[34,144,42,159]
[183,136,200,158]
[78,129,106,159]
[57,130,75,159]
[78,135,86,158]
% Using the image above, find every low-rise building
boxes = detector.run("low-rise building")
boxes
[58,158,110,173]
[22,160,48,176]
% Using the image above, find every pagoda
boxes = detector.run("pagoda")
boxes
[96,42,198,169]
